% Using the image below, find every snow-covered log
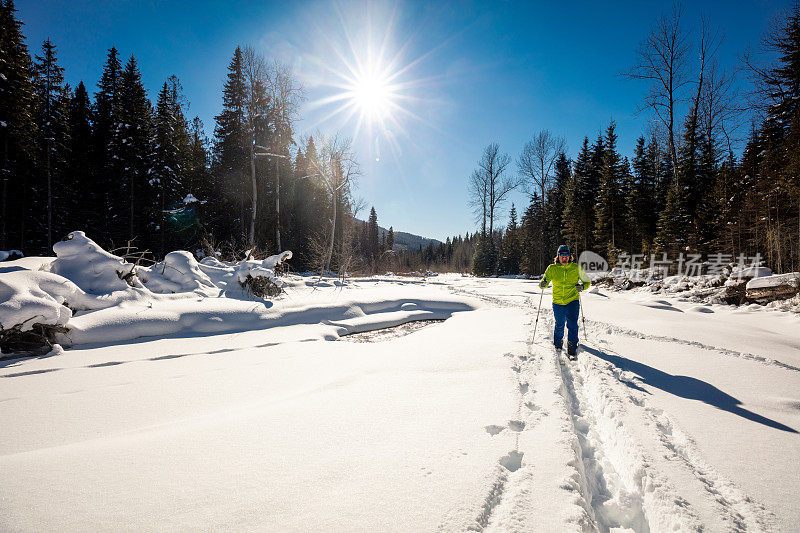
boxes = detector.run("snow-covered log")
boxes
[745,273,800,303]
[0,270,107,354]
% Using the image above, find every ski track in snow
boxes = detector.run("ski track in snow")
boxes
[583,315,800,373]
[590,341,780,532]
[447,285,780,533]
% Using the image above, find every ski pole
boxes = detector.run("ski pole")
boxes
[532,279,544,343]
[578,285,586,341]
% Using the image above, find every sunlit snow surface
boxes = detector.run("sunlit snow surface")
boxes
[1,274,799,532]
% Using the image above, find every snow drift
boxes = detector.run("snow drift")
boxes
[0,233,474,354]
[0,231,298,353]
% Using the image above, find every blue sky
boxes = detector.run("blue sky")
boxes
[17,0,790,241]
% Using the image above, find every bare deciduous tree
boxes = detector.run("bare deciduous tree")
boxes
[468,143,517,237]
[623,3,692,183]
[517,130,566,208]
[308,133,360,276]
[267,61,304,251]
[467,168,489,235]
[241,45,269,247]
[336,196,367,281]
[699,58,742,154]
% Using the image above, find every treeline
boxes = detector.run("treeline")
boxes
[0,0,389,274]
[463,4,800,277]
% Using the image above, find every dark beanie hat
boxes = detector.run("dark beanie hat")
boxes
[557,244,571,256]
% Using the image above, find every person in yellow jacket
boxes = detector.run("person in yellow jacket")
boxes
[539,245,591,356]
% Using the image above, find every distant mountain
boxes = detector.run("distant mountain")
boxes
[355,218,442,251]
[379,226,442,251]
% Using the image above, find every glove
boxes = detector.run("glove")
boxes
[539,279,547,289]
[576,283,584,292]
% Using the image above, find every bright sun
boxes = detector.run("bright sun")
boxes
[348,71,394,121]
[305,4,434,156]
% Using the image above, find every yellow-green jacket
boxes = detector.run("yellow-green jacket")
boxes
[540,261,591,305]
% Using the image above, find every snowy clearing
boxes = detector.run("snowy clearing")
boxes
[1,273,798,532]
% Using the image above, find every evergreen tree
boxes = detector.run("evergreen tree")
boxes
[694,129,720,251]
[212,46,248,244]
[32,38,70,250]
[655,184,691,258]
[628,138,647,254]
[638,136,662,252]
[183,116,210,247]
[588,133,604,199]
[562,138,592,252]
[93,46,123,243]
[751,4,800,271]
[153,80,183,254]
[116,54,153,248]
[594,121,624,261]
[498,204,522,274]
[291,136,327,269]
[66,81,94,237]
[618,157,634,254]
[0,0,37,251]
[471,232,497,277]
[545,152,570,254]
[677,100,706,250]
[366,206,379,267]
[708,150,740,255]
[520,193,548,276]
[760,4,800,142]
[387,226,395,251]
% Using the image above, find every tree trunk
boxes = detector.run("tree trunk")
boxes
[47,140,52,250]
[669,77,679,185]
[324,190,337,275]
[2,133,8,250]
[160,180,165,257]
[129,172,134,242]
[249,143,257,247]
[275,160,281,251]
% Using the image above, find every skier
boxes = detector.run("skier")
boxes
[538,244,591,357]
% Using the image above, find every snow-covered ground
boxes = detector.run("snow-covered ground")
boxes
[1,271,799,532]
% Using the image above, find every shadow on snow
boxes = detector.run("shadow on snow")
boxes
[582,345,798,434]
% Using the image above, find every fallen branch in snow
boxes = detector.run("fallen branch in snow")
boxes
[0,319,69,356]
[239,274,282,298]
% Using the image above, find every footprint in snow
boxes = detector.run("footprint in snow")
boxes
[485,425,505,436]
[508,420,525,432]
[499,451,524,472]
[525,401,540,412]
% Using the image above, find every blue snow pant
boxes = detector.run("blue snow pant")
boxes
[553,299,580,347]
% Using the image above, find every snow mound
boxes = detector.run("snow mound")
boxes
[0,249,24,261]
[0,270,99,331]
[51,231,138,294]
[140,251,217,294]
[263,251,292,270]
[1,232,302,353]
[235,252,294,295]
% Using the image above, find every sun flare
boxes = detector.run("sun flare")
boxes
[303,3,441,163]
[348,72,394,120]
